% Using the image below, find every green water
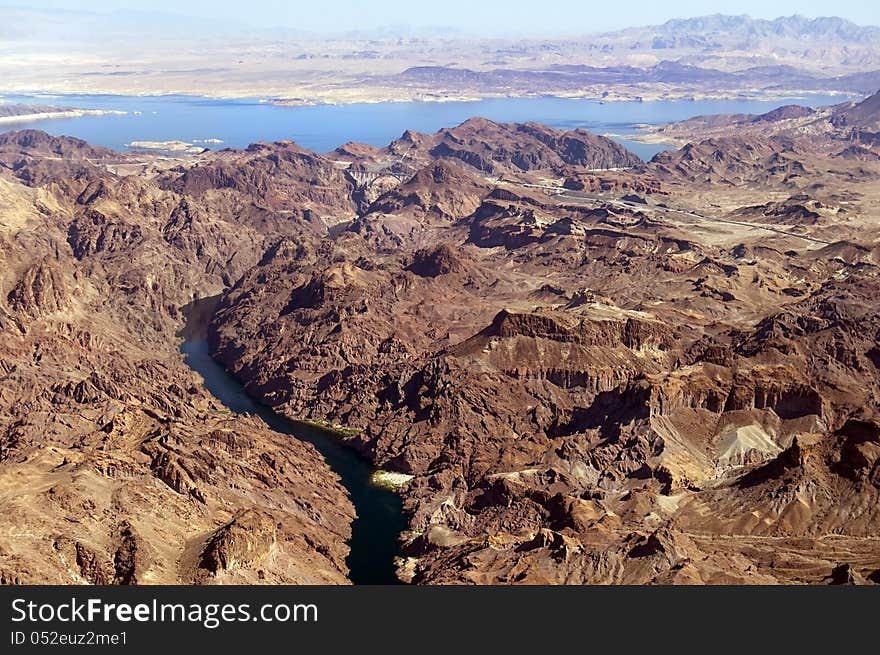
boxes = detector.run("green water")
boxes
[180,337,406,585]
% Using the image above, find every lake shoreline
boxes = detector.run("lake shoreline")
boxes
[3,88,858,107]
[0,108,127,124]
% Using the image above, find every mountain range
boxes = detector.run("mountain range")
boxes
[1,89,880,584]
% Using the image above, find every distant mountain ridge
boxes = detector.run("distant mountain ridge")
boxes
[2,8,879,101]
[648,14,880,43]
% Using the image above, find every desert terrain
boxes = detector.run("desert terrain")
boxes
[2,12,879,103]
[0,86,879,584]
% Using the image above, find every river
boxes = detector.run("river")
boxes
[180,304,406,585]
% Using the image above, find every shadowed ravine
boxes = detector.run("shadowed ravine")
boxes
[180,302,406,585]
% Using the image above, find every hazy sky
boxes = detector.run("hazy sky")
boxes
[15,0,880,35]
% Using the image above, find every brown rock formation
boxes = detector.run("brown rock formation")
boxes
[386,118,642,176]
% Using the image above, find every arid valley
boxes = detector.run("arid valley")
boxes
[1,85,879,584]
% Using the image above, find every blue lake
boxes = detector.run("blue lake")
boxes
[0,93,853,161]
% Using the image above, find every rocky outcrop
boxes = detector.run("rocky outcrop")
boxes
[158,140,356,225]
[7,259,71,318]
[113,521,149,585]
[67,210,144,260]
[199,510,276,575]
[407,244,464,278]
[650,137,807,186]
[752,105,816,123]
[366,161,488,221]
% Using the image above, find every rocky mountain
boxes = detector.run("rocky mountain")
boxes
[390,62,880,102]
[649,137,808,186]
[376,16,880,103]
[591,15,880,74]
[364,160,490,225]
[385,118,642,176]
[0,129,112,155]
[157,140,357,227]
